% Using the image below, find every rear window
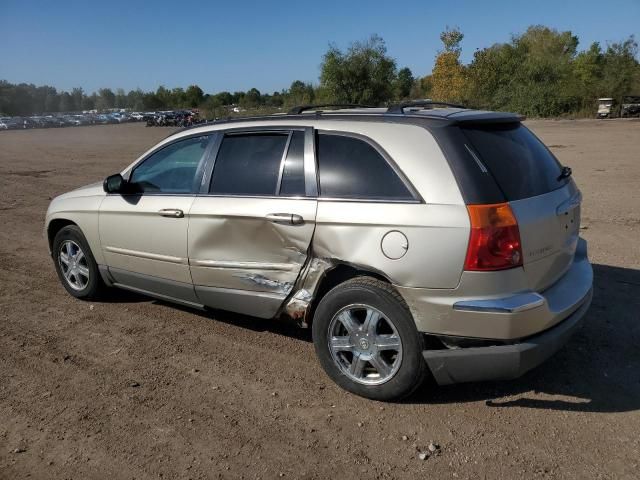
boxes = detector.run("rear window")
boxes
[461,124,566,201]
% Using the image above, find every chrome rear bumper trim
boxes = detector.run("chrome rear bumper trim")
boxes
[453,292,545,314]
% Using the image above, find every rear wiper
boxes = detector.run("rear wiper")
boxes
[557,166,572,181]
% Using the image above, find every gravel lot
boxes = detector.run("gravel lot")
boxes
[1,120,639,479]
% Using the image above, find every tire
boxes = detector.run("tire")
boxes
[52,225,105,300]
[312,276,427,401]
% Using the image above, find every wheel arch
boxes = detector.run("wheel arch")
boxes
[47,218,78,254]
[282,257,396,327]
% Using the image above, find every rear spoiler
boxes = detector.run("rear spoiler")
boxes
[447,111,525,125]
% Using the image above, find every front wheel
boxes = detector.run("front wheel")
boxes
[52,225,105,300]
[312,277,427,401]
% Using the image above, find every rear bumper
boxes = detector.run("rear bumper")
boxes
[397,237,593,340]
[423,287,592,385]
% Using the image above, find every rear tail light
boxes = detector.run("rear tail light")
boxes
[464,203,523,271]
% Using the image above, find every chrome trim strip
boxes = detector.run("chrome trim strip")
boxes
[453,292,545,314]
[190,260,294,271]
[104,246,187,264]
[199,132,222,193]
[193,193,418,204]
[275,131,293,195]
[304,127,318,197]
[317,197,421,204]
[464,143,488,173]
[195,193,315,200]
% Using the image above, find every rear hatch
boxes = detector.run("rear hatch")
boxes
[460,123,580,291]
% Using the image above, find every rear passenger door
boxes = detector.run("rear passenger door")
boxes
[188,127,317,318]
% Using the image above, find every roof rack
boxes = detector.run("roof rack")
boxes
[387,100,466,114]
[288,103,374,114]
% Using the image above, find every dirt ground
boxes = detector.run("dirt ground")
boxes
[0,120,639,480]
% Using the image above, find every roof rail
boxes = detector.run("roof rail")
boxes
[387,100,466,114]
[288,103,374,114]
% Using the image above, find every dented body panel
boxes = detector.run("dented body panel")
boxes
[312,202,469,288]
[188,196,316,297]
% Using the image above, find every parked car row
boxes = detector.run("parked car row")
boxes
[144,110,202,127]
[0,110,200,131]
[0,112,131,130]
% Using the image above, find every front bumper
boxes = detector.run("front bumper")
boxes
[423,287,592,385]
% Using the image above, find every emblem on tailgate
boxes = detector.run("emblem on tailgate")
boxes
[528,245,553,258]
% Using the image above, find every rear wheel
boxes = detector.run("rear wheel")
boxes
[312,276,427,401]
[52,225,105,299]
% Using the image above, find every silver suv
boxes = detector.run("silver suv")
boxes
[45,102,593,400]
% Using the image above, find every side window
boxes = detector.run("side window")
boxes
[316,133,414,200]
[210,133,288,195]
[130,135,209,193]
[279,131,306,196]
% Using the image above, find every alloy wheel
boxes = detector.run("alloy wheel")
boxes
[327,304,403,385]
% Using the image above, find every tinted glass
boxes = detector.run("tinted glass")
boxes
[461,124,566,201]
[317,134,413,200]
[279,131,305,196]
[210,133,288,195]
[130,135,209,193]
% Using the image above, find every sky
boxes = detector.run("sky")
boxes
[1,0,638,95]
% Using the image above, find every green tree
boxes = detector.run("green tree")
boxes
[142,92,163,110]
[71,87,84,111]
[96,88,116,111]
[600,37,639,102]
[127,89,145,111]
[410,75,432,99]
[44,88,60,113]
[241,88,262,108]
[113,88,126,109]
[266,91,284,108]
[185,85,204,107]
[394,67,414,100]
[82,93,96,111]
[215,91,233,106]
[287,80,315,106]
[59,92,73,112]
[571,42,604,111]
[170,87,186,107]
[155,86,172,108]
[320,34,397,105]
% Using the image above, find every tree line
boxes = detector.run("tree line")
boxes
[1,25,638,118]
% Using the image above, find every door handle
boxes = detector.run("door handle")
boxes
[266,213,304,225]
[158,208,184,218]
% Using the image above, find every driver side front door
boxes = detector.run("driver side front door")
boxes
[99,134,213,305]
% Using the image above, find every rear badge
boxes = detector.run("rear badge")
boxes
[527,245,553,258]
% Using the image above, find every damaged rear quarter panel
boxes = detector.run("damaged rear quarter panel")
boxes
[312,201,469,289]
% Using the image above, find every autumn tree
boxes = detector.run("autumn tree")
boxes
[430,27,466,103]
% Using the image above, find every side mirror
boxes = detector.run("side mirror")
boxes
[103,173,125,193]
